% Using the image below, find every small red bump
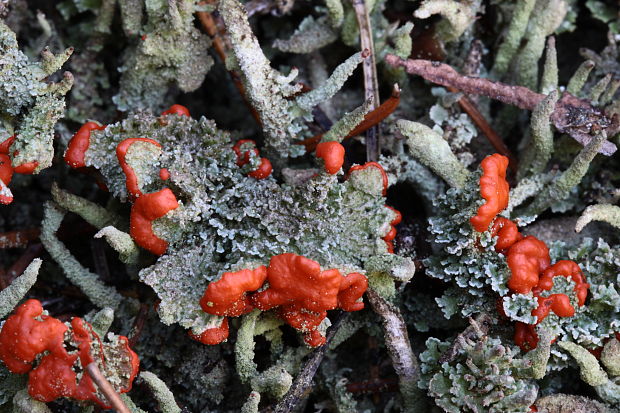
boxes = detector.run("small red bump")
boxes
[248,158,272,179]
[159,168,170,180]
[161,104,190,117]
[315,141,345,175]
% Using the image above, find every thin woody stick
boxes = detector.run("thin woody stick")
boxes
[0,228,40,249]
[385,54,618,156]
[85,362,132,413]
[351,0,381,161]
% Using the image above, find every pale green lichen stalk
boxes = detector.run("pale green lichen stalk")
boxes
[518,90,558,179]
[396,119,470,189]
[0,258,40,319]
[492,0,536,76]
[576,204,620,233]
[40,201,123,310]
[11,390,52,413]
[139,371,182,413]
[113,0,213,112]
[0,21,72,172]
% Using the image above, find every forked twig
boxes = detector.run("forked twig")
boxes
[385,55,619,156]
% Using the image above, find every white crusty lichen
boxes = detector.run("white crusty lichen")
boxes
[11,390,52,413]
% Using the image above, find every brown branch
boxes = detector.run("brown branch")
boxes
[85,362,131,413]
[267,312,346,413]
[366,288,422,410]
[385,54,618,156]
[351,0,381,162]
[0,228,40,249]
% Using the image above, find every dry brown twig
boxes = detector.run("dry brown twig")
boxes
[366,288,421,410]
[0,228,40,249]
[351,0,381,162]
[267,312,346,413]
[85,362,131,413]
[385,54,619,156]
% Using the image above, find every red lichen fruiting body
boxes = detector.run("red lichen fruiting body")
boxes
[233,139,259,167]
[248,253,368,347]
[531,293,575,324]
[189,319,230,345]
[0,135,15,154]
[130,188,179,255]
[385,241,394,253]
[13,161,38,174]
[514,322,538,352]
[490,217,523,252]
[0,153,14,204]
[506,236,550,294]
[28,349,98,403]
[0,299,67,374]
[116,138,162,200]
[337,272,367,312]
[383,227,397,242]
[159,168,170,180]
[28,317,102,404]
[0,300,139,406]
[278,304,328,347]
[251,254,343,313]
[200,267,268,316]
[248,158,272,179]
[315,141,345,175]
[540,260,589,306]
[347,162,389,196]
[64,122,106,169]
[161,104,191,117]
[115,335,140,393]
[470,154,510,232]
